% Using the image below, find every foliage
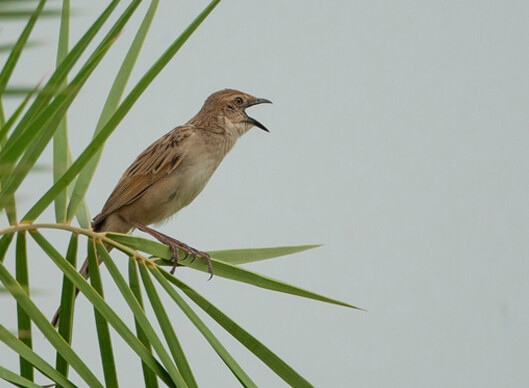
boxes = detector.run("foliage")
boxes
[0,1,358,386]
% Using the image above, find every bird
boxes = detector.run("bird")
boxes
[51,89,271,327]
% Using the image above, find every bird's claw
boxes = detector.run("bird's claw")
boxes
[165,240,213,279]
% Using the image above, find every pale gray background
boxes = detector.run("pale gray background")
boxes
[1,0,529,387]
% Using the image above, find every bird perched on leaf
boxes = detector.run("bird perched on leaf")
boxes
[51,89,271,327]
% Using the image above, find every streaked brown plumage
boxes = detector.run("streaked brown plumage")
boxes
[51,89,271,327]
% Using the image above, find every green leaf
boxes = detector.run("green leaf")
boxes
[0,0,143,212]
[138,261,197,388]
[1,86,43,97]
[0,0,43,225]
[0,262,103,388]
[0,83,41,144]
[0,365,41,388]
[88,238,118,387]
[0,41,42,53]
[150,267,257,387]
[107,234,358,310]
[209,245,321,265]
[129,259,159,388]
[0,0,46,95]
[160,271,314,387]
[0,9,61,18]
[53,0,71,223]
[22,0,222,222]
[1,0,117,152]
[96,243,187,387]
[28,231,176,387]
[4,193,17,224]
[0,325,75,387]
[67,0,160,222]
[0,0,122,178]
[0,233,14,263]
[15,231,33,381]
[55,233,77,384]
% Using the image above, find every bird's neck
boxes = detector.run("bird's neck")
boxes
[189,111,250,138]
[222,115,252,138]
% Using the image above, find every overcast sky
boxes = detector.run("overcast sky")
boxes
[2,1,529,387]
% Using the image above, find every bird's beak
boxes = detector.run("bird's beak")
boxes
[246,98,272,132]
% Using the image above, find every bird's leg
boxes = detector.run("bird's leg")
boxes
[121,216,213,279]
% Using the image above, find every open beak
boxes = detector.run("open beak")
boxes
[246,98,272,132]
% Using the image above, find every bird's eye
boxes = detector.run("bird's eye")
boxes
[234,97,244,105]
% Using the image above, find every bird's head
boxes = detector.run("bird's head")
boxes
[193,89,272,136]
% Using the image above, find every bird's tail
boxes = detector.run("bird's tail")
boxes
[51,214,131,328]
[50,252,103,328]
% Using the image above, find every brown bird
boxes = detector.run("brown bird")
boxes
[51,89,271,327]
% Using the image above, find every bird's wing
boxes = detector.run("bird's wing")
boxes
[92,126,194,227]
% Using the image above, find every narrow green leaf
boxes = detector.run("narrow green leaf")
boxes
[22,0,221,222]
[0,0,125,188]
[55,233,77,383]
[53,0,70,223]
[0,0,142,211]
[15,231,32,381]
[210,245,321,265]
[0,233,14,263]
[1,87,42,96]
[4,194,17,224]
[67,0,160,221]
[161,272,314,388]
[1,0,120,155]
[106,235,319,265]
[150,267,257,387]
[0,324,75,388]
[0,83,40,142]
[96,243,187,387]
[0,0,46,95]
[88,238,118,387]
[0,365,41,388]
[28,231,176,387]
[107,234,358,310]
[0,41,42,53]
[0,9,61,18]
[138,262,197,388]
[0,37,109,208]
[0,262,103,388]
[0,97,18,225]
[66,148,91,229]
[129,259,159,388]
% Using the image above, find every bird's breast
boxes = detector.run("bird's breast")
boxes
[164,143,228,216]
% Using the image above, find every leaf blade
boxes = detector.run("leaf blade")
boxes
[0,0,120,157]
[161,272,314,388]
[0,365,41,388]
[0,0,46,95]
[107,234,358,310]
[22,0,222,222]
[52,0,71,223]
[0,0,143,211]
[129,259,159,388]
[138,261,197,388]
[96,243,187,387]
[150,267,257,388]
[67,0,160,221]
[15,231,33,381]
[55,233,78,383]
[0,324,75,387]
[0,261,103,388]
[88,238,118,388]
[28,231,176,387]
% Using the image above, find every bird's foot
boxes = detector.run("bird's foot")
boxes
[122,216,213,279]
[165,238,212,278]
